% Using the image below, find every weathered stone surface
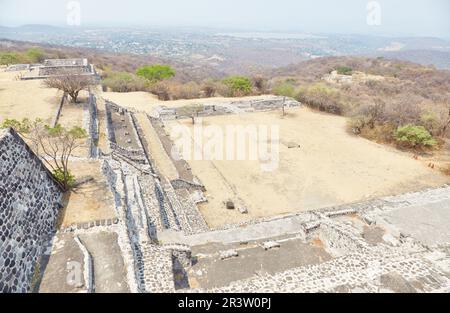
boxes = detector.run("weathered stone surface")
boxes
[0,128,62,293]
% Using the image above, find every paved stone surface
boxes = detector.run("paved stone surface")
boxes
[189,237,332,289]
[378,198,450,247]
[78,231,130,293]
[38,233,86,293]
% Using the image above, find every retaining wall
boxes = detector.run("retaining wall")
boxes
[0,128,63,293]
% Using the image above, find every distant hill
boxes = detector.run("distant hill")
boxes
[1,25,450,72]
[0,39,225,82]
[377,50,450,70]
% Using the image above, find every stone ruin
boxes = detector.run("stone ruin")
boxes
[1,96,449,293]
[5,58,97,80]
[157,96,301,120]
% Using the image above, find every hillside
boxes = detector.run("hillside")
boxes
[0,39,224,82]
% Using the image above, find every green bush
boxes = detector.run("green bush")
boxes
[136,64,175,83]
[394,124,437,148]
[52,168,75,189]
[336,66,353,75]
[222,76,253,96]
[272,82,296,97]
[0,52,20,65]
[26,48,45,63]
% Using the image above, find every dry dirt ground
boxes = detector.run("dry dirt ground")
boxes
[59,160,117,227]
[0,70,61,123]
[0,69,89,157]
[167,107,450,228]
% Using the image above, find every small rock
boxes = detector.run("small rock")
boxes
[238,206,248,214]
[220,249,239,260]
[287,142,301,149]
[262,241,281,250]
[226,200,235,210]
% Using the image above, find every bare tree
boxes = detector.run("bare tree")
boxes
[43,72,96,103]
[201,83,216,98]
[253,75,267,94]
[1,118,87,191]
[359,99,385,129]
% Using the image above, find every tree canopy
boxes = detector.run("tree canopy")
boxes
[44,72,96,103]
[222,76,253,96]
[136,64,175,83]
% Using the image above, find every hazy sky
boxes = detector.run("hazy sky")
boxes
[0,0,449,38]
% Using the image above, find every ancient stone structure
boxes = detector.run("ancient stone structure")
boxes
[87,93,99,158]
[18,58,96,80]
[3,96,442,294]
[0,128,63,293]
[158,96,301,120]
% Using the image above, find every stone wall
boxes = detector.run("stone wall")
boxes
[0,128,63,293]
[87,93,99,158]
[43,59,87,67]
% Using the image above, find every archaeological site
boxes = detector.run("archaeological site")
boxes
[0,56,449,295]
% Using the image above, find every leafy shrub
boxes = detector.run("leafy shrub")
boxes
[52,169,75,189]
[394,124,437,148]
[272,81,296,97]
[336,66,353,75]
[222,76,253,96]
[0,52,20,65]
[136,64,175,83]
[26,47,45,63]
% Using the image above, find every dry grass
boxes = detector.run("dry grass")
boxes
[0,70,61,123]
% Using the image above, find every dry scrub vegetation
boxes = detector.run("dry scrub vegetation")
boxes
[2,41,450,153]
[268,57,450,151]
